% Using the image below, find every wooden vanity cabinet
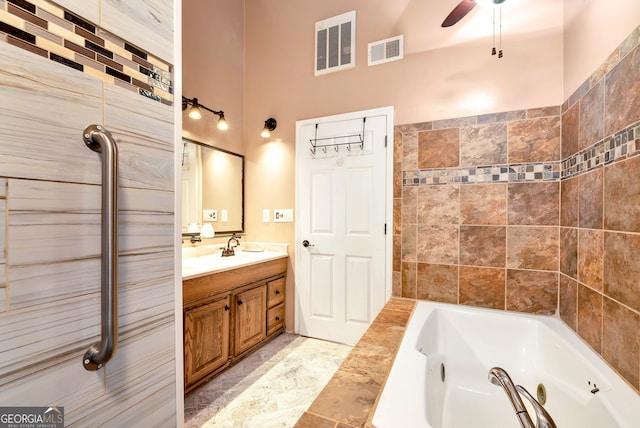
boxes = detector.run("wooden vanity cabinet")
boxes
[184,294,230,387]
[183,257,287,392]
[233,284,266,356]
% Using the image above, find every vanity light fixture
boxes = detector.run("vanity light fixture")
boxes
[261,117,277,138]
[182,96,228,130]
[187,99,202,119]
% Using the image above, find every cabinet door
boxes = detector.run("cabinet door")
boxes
[234,285,267,356]
[184,296,230,387]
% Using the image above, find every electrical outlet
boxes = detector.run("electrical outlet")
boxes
[262,209,270,222]
[203,209,217,221]
[274,209,294,222]
[221,209,228,222]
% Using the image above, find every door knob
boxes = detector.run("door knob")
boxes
[302,240,314,248]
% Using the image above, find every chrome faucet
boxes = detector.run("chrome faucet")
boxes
[488,367,556,428]
[181,233,201,244]
[489,367,535,428]
[516,385,557,428]
[221,234,241,257]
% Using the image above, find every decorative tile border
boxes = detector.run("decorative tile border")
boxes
[562,120,640,179]
[0,0,173,105]
[402,117,640,187]
[403,162,560,186]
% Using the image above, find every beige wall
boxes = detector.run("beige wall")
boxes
[182,0,245,154]
[241,1,564,328]
[563,0,640,98]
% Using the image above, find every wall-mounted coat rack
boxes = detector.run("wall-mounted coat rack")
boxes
[309,117,366,155]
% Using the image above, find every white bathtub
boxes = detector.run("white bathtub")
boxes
[372,301,640,428]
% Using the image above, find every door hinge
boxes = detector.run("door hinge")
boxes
[384,223,387,235]
[384,135,388,148]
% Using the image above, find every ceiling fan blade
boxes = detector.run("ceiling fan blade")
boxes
[441,0,477,27]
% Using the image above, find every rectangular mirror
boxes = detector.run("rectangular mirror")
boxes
[182,138,244,235]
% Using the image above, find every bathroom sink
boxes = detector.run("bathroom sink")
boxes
[181,248,287,279]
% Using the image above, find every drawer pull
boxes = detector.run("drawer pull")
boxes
[275,290,280,295]
[275,316,280,321]
[238,300,243,305]
[224,305,230,311]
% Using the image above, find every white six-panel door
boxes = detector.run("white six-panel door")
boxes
[295,108,392,345]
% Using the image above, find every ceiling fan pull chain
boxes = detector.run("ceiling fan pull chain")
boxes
[492,6,497,55]
[498,6,504,58]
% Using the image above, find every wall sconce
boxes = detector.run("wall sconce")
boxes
[182,96,228,130]
[261,118,277,138]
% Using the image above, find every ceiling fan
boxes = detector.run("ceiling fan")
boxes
[441,0,506,27]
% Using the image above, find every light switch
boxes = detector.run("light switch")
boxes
[263,209,270,222]
[221,209,228,222]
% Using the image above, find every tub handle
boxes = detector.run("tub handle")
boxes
[82,125,119,371]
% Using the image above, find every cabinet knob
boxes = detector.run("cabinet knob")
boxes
[275,316,280,321]
[224,305,230,311]
[275,290,280,295]
[238,300,243,305]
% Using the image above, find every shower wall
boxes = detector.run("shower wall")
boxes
[0,0,177,425]
[394,107,562,314]
[558,26,640,392]
[394,25,640,393]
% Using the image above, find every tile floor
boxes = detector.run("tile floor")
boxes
[184,333,352,428]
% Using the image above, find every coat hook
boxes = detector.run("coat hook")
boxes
[322,146,327,153]
[310,147,316,155]
[347,144,351,152]
[335,145,339,152]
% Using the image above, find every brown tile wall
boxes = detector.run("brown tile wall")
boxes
[395,25,640,394]
[558,26,640,392]
[396,107,561,316]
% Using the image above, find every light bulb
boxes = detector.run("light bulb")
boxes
[188,105,202,120]
[217,118,228,130]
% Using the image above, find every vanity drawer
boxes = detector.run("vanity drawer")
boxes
[267,303,285,336]
[266,277,285,308]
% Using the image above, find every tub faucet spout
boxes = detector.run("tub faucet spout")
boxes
[488,367,535,428]
[488,367,557,428]
[516,385,557,428]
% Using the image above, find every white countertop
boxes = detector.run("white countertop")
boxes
[182,242,288,280]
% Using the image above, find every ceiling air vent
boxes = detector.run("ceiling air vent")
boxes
[315,11,356,76]
[368,35,404,66]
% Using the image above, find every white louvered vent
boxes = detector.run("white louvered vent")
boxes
[315,11,356,76]
[368,35,404,66]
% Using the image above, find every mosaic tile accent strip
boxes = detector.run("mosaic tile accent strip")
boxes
[0,0,173,105]
[403,162,561,186]
[562,120,640,179]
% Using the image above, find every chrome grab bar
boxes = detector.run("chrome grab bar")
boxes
[82,125,119,371]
